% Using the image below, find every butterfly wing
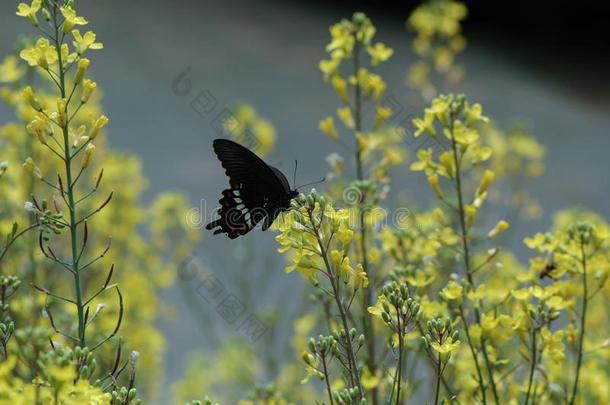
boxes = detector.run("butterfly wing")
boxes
[206,139,289,238]
[261,165,295,231]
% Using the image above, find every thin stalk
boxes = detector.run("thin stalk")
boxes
[52,4,86,347]
[568,239,588,405]
[434,354,442,405]
[415,323,461,405]
[0,224,38,264]
[449,112,500,404]
[458,306,487,404]
[352,33,378,405]
[309,210,364,398]
[395,315,404,405]
[524,327,538,405]
[322,354,335,405]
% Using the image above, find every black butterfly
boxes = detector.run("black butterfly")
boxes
[206,139,299,239]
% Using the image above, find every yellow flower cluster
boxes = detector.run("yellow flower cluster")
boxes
[222,104,276,157]
[407,0,468,97]
[1,1,201,401]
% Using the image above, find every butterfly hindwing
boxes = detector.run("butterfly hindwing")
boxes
[206,139,296,238]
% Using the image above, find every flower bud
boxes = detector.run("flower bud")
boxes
[477,170,495,196]
[22,157,42,179]
[465,205,477,227]
[308,338,316,352]
[488,220,509,239]
[21,86,41,111]
[74,58,90,84]
[81,79,96,103]
[56,98,67,126]
[90,115,108,140]
[427,174,443,199]
[82,143,96,168]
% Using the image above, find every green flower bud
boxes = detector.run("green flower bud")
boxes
[308,338,316,352]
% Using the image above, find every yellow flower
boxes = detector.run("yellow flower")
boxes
[61,6,88,33]
[330,249,343,268]
[319,116,338,140]
[354,263,368,289]
[338,256,353,280]
[524,233,546,250]
[373,105,392,129]
[546,295,574,310]
[16,0,41,26]
[466,284,486,305]
[72,30,104,54]
[430,337,460,356]
[383,147,406,165]
[0,56,26,83]
[337,106,354,129]
[337,227,354,245]
[361,367,381,390]
[319,57,341,81]
[540,327,565,363]
[511,288,531,301]
[367,42,393,66]
[419,295,447,319]
[427,174,443,198]
[21,85,42,111]
[19,38,58,69]
[469,324,482,346]
[361,71,386,102]
[488,220,509,238]
[410,148,435,173]
[25,117,50,145]
[465,102,489,125]
[22,157,42,178]
[406,270,434,289]
[440,281,463,304]
[438,151,454,178]
[412,110,436,137]
[251,118,276,157]
[331,75,349,103]
[48,364,77,383]
[367,295,388,318]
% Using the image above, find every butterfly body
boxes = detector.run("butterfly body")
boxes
[206,139,298,239]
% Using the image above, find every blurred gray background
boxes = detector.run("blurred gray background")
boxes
[1,0,608,402]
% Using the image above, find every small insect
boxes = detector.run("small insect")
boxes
[206,139,322,239]
[539,261,557,279]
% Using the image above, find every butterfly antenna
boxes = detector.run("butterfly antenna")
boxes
[296,177,326,190]
[293,160,298,190]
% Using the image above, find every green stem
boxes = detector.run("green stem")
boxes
[458,306,487,405]
[568,239,588,405]
[524,327,538,405]
[52,4,86,348]
[434,354,442,405]
[396,315,404,405]
[0,224,38,265]
[352,32,378,405]
[449,111,499,405]
[309,210,364,398]
[322,354,335,405]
